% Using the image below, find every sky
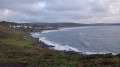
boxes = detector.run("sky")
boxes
[0,0,120,23]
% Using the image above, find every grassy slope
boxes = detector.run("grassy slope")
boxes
[1,23,120,67]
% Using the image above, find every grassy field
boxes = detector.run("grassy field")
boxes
[1,22,120,67]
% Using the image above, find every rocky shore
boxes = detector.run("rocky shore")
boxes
[34,38,55,49]
[31,29,82,54]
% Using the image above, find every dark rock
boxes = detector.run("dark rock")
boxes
[34,38,55,49]
[63,50,83,54]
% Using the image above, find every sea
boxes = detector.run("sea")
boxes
[31,26,120,55]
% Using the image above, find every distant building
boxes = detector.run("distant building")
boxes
[9,25,32,29]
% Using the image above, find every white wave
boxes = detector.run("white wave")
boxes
[41,27,89,34]
[30,33,40,38]
[31,33,117,55]
[84,51,117,55]
[31,29,118,55]
[39,37,80,52]
[59,27,89,31]
[42,30,58,33]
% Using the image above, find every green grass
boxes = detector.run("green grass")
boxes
[0,35,33,47]
[1,23,120,67]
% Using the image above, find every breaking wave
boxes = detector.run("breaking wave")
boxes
[39,37,80,52]
[31,26,120,55]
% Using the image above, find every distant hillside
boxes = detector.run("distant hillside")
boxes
[24,23,86,28]
[0,21,19,26]
[24,22,120,28]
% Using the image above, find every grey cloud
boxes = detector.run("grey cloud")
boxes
[0,0,120,23]
[44,0,88,11]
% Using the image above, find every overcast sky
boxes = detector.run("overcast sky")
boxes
[0,0,120,23]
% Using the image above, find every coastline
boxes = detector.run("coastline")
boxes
[2,21,120,67]
[33,37,81,54]
[31,27,82,54]
[30,26,118,55]
[33,37,55,49]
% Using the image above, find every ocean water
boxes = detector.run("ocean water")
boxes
[31,26,120,54]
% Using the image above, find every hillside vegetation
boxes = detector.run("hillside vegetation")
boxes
[1,21,120,67]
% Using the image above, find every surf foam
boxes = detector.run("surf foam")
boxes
[39,37,80,52]
[31,28,117,55]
